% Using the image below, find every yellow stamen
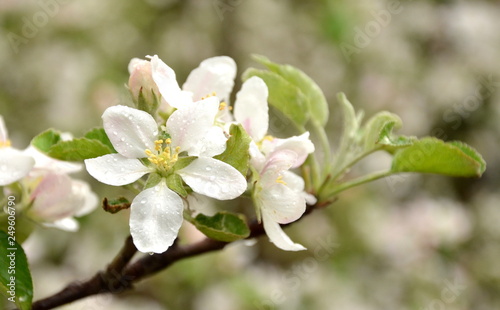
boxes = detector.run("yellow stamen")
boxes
[0,139,11,148]
[144,139,181,173]
[276,175,287,185]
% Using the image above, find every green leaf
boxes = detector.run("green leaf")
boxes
[0,230,33,310]
[337,93,359,141]
[253,55,329,126]
[47,138,114,161]
[84,128,116,153]
[362,111,402,152]
[172,156,197,172]
[31,129,61,153]
[166,174,188,197]
[193,212,250,242]
[391,137,486,177]
[214,124,251,176]
[242,68,309,127]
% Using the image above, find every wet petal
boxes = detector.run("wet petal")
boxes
[102,105,157,159]
[183,56,236,102]
[234,76,269,141]
[167,97,226,156]
[258,182,306,224]
[260,149,297,186]
[0,148,35,186]
[130,180,184,253]
[177,157,246,200]
[85,154,150,186]
[262,211,306,251]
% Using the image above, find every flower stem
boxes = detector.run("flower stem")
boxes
[321,170,394,200]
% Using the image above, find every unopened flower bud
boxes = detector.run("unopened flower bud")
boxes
[128,58,160,115]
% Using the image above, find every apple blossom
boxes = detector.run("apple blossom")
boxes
[84,101,247,253]
[149,54,236,109]
[231,76,316,251]
[0,115,35,186]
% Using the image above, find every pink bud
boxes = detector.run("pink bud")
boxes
[128,58,160,113]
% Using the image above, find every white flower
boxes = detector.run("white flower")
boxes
[231,76,316,251]
[149,54,237,109]
[24,170,98,232]
[0,115,35,186]
[84,102,247,253]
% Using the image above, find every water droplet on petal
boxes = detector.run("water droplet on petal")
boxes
[120,137,125,142]
[206,166,212,171]
[149,252,154,256]
[113,131,118,136]
[140,199,147,204]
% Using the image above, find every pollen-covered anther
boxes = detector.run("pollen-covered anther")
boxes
[275,175,287,185]
[144,140,181,172]
[201,91,217,100]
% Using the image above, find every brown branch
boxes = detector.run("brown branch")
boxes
[31,205,318,310]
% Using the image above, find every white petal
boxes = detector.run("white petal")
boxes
[262,211,306,251]
[0,148,35,186]
[260,149,297,186]
[249,141,266,171]
[149,55,193,109]
[257,182,306,224]
[128,57,146,74]
[42,218,79,232]
[85,154,150,186]
[103,105,157,159]
[71,180,99,217]
[167,97,226,156]
[0,115,8,143]
[183,56,237,103]
[177,157,246,200]
[234,76,269,141]
[262,132,315,168]
[130,181,184,253]
[24,145,82,174]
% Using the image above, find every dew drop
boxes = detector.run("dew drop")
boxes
[140,199,147,204]
[120,137,126,142]
[206,166,212,171]
[113,131,118,136]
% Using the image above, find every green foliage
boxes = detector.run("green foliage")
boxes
[166,174,188,198]
[31,128,115,161]
[193,212,250,242]
[252,55,330,126]
[214,124,252,176]
[242,68,309,127]
[0,230,33,310]
[391,138,486,177]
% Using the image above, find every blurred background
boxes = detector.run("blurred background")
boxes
[1,0,499,309]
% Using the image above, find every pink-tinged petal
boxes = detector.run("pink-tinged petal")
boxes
[24,145,82,174]
[85,154,150,186]
[29,173,76,221]
[257,182,306,224]
[167,97,226,156]
[177,157,246,200]
[0,148,35,186]
[260,149,297,186]
[42,218,79,232]
[130,180,184,253]
[102,105,157,159]
[183,56,236,102]
[234,76,269,141]
[262,211,306,251]
[262,132,315,168]
[149,55,192,109]
[282,171,317,205]
[0,115,8,143]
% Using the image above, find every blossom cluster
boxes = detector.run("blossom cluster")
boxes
[0,116,98,233]
[85,55,316,253]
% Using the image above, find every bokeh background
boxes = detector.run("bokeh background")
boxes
[1,0,499,309]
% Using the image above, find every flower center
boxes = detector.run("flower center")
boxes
[145,139,181,174]
[0,139,11,148]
